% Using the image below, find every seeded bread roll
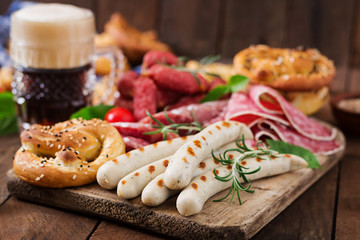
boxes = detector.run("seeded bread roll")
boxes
[233,45,335,114]
[13,118,125,188]
[234,45,335,91]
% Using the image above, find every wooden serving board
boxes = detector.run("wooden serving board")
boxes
[6,129,345,240]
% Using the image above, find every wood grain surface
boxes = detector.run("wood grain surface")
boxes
[5,127,345,240]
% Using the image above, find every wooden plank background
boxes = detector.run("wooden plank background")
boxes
[1,0,359,93]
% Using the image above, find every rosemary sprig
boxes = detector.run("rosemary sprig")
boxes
[162,55,222,85]
[143,107,203,140]
[212,136,279,204]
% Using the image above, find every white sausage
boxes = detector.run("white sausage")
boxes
[117,156,171,199]
[176,154,307,216]
[164,121,253,190]
[142,142,239,206]
[97,136,191,189]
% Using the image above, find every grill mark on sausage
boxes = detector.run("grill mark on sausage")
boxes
[193,140,201,148]
[187,147,195,156]
[157,179,164,187]
[163,159,169,167]
[148,165,155,174]
[222,121,231,128]
[213,158,220,164]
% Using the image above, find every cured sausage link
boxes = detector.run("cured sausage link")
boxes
[164,121,253,190]
[176,154,308,216]
[149,65,208,94]
[96,136,192,189]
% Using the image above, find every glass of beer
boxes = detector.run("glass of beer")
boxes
[10,3,118,130]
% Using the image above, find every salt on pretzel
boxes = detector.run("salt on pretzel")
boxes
[233,45,336,91]
[13,118,125,188]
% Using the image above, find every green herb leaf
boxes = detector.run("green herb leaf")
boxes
[200,85,229,103]
[266,139,321,169]
[228,75,249,92]
[199,55,221,66]
[201,74,249,103]
[70,105,114,120]
[212,136,277,204]
[0,92,18,135]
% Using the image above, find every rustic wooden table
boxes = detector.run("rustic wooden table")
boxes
[0,102,359,240]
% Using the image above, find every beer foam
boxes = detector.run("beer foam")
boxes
[14,3,93,22]
[10,3,95,69]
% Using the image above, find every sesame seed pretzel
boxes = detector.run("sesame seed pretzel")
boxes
[233,45,336,91]
[13,118,125,188]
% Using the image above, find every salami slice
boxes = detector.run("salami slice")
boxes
[249,85,336,141]
[254,119,342,155]
[225,92,289,127]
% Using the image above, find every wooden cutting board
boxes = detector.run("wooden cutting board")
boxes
[6,129,345,240]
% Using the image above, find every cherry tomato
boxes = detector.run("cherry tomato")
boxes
[105,107,135,123]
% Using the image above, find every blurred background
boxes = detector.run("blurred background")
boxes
[0,0,358,94]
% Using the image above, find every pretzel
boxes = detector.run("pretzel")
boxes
[13,118,125,188]
[233,45,336,91]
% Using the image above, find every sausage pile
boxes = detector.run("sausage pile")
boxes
[115,50,227,122]
[112,50,231,151]
[97,120,309,216]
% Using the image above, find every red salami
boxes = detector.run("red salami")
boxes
[168,94,205,110]
[122,136,150,152]
[140,100,228,125]
[156,87,182,109]
[149,65,208,94]
[252,119,342,155]
[114,96,133,112]
[133,77,157,121]
[249,85,336,141]
[117,70,139,99]
[142,50,178,69]
[225,92,289,127]
[111,122,179,143]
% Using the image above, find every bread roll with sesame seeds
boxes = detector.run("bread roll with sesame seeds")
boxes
[13,118,125,188]
[176,153,308,216]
